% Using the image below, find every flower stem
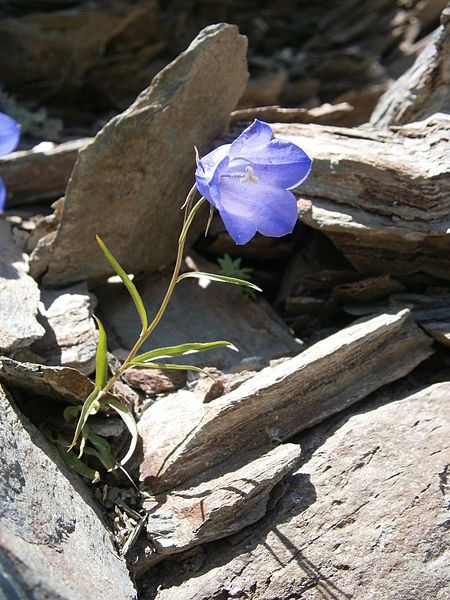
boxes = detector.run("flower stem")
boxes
[101,190,205,395]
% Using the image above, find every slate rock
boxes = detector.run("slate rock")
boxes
[0,384,136,599]
[123,365,187,396]
[0,357,116,407]
[130,444,302,575]
[37,23,248,286]
[0,219,44,354]
[141,381,450,600]
[273,115,450,281]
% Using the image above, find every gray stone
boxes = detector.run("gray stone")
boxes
[0,384,136,599]
[141,381,450,600]
[36,24,248,286]
[138,310,433,492]
[0,219,44,354]
[31,283,98,375]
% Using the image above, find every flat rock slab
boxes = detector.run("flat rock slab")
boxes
[37,23,248,287]
[273,114,450,281]
[97,274,301,371]
[0,357,116,406]
[0,219,44,353]
[139,310,433,491]
[130,444,302,575]
[141,381,450,600]
[1,138,91,207]
[0,384,136,599]
[31,283,98,375]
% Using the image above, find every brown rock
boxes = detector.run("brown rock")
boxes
[0,357,117,406]
[230,102,354,126]
[1,138,91,207]
[97,270,301,372]
[123,366,186,396]
[130,444,302,575]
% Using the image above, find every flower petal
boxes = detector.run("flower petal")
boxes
[0,112,20,156]
[229,119,273,160]
[230,139,312,190]
[196,152,229,208]
[219,207,258,245]
[196,145,231,208]
[253,186,298,237]
[0,177,6,212]
[217,177,298,244]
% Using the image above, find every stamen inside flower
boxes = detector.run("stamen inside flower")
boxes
[240,166,259,185]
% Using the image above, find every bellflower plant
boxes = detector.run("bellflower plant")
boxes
[0,112,20,210]
[67,120,312,481]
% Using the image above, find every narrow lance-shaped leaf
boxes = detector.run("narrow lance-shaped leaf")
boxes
[129,361,215,379]
[133,340,238,364]
[105,398,138,468]
[83,446,116,472]
[58,446,100,483]
[96,235,148,332]
[68,388,101,451]
[177,271,262,292]
[85,433,116,471]
[93,315,108,390]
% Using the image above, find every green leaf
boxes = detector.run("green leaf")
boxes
[129,361,214,379]
[93,316,108,390]
[105,399,138,468]
[58,446,100,483]
[217,254,253,280]
[68,388,101,451]
[133,341,238,363]
[177,271,262,292]
[63,405,82,423]
[96,235,148,332]
[85,433,116,471]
